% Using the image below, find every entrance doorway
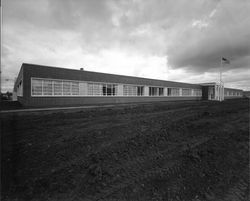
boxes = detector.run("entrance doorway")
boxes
[201,82,224,101]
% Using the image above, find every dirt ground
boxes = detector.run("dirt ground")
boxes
[1,98,249,201]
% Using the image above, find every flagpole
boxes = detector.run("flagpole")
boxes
[220,58,223,84]
[0,0,2,96]
[220,57,230,101]
[220,57,222,101]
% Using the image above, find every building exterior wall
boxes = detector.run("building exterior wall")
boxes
[243,91,250,98]
[20,96,201,107]
[13,66,24,101]
[224,88,243,99]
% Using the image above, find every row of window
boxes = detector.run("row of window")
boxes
[123,86,201,96]
[32,79,81,96]
[224,91,242,96]
[182,88,192,96]
[168,88,180,96]
[149,87,164,96]
[31,78,202,97]
[123,85,144,96]
[32,79,120,96]
[87,83,118,96]
[193,89,203,96]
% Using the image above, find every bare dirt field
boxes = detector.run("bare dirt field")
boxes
[1,98,249,201]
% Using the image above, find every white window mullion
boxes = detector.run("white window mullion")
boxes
[70,82,72,96]
[42,80,44,96]
[52,81,54,96]
[105,84,107,96]
[61,81,63,96]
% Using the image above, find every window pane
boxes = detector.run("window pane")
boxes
[112,85,116,96]
[128,86,132,95]
[43,80,53,95]
[167,88,171,96]
[174,88,180,96]
[103,85,107,96]
[168,88,180,96]
[123,85,136,96]
[154,87,157,96]
[107,84,112,96]
[153,87,156,95]
[137,86,144,96]
[54,81,62,95]
[114,85,118,96]
[72,82,79,95]
[123,85,128,96]
[93,84,101,96]
[149,87,152,96]
[149,87,158,96]
[193,89,202,96]
[63,81,71,95]
[159,88,164,96]
[32,79,42,95]
[88,83,93,95]
[182,88,192,96]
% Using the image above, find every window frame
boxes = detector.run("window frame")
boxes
[31,78,43,96]
[53,80,63,96]
[182,88,192,96]
[123,85,137,96]
[167,88,180,96]
[31,77,203,98]
[43,80,53,96]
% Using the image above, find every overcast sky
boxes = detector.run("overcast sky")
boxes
[1,0,250,92]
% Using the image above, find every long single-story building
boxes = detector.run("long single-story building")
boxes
[13,63,243,107]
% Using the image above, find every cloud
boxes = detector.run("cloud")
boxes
[166,0,250,72]
[2,0,250,92]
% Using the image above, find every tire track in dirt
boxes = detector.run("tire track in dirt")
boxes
[220,174,249,201]
[1,99,249,201]
[92,106,249,200]
[93,138,211,200]
[70,105,246,200]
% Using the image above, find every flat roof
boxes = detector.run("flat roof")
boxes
[22,63,202,89]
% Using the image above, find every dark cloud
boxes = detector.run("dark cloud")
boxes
[168,31,250,71]
[3,0,114,32]
[48,0,113,29]
[166,0,250,72]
